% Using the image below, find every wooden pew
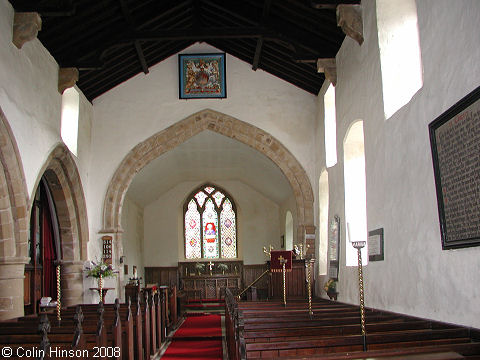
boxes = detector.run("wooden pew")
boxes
[0,308,87,360]
[225,292,480,360]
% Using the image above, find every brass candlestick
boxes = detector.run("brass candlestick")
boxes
[56,264,61,322]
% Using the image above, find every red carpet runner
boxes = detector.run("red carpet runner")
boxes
[161,314,223,359]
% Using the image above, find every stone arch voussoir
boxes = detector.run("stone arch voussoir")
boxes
[102,109,315,249]
[35,144,88,262]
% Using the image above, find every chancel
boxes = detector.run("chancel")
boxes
[0,0,480,359]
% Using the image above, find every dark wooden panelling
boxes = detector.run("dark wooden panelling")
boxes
[144,267,179,288]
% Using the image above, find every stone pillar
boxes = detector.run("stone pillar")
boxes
[61,260,84,307]
[0,259,27,320]
[12,12,42,49]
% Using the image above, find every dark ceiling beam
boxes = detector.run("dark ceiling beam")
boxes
[202,1,334,56]
[202,0,257,26]
[82,41,193,100]
[212,38,319,90]
[119,0,149,74]
[136,0,193,30]
[10,0,76,16]
[310,0,360,9]
[252,0,272,71]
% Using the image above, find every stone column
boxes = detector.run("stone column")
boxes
[0,259,28,320]
[61,260,84,307]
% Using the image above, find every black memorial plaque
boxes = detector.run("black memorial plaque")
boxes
[429,85,480,249]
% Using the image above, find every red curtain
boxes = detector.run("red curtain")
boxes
[42,200,57,299]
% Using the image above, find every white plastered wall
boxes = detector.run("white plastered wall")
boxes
[322,0,480,328]
[0,0,93,237]
[143,180,281,267]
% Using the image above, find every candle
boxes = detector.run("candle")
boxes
[347,222,352,243]
[133,267,137,279]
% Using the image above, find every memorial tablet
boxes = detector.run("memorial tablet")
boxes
[429,85,480,249]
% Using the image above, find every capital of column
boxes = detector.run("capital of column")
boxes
[58,67,79,94]
[317,58,337,86]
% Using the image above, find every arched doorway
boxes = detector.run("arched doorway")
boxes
[25,177,62,315]
[27,144,89,311]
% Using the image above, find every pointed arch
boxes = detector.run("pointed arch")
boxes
[0,107,29,319]
[102,109,315,251]
[33,144,88,262]
[31,144,88,307]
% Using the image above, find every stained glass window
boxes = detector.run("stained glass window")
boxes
[184,184,237,259]
[185,200,201,259]
[213,191,225,207]
[220,199,236,258]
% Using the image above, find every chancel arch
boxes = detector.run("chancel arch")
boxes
[102,109,315,255]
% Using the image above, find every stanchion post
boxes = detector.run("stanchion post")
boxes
[56,264,61,322]
[353,242,367,351]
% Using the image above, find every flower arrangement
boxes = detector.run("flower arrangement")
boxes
[195,262,205,275]
[85,260,117,279]
[323,278,337,293]
[217,263,229,274]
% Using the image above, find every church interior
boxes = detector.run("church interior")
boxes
[0,0,479,359]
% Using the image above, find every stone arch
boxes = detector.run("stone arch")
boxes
[102,109,315,254]
[31,144,88,306]
[0,107,29,319]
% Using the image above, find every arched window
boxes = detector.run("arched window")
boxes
[318,169,329,275]
[343,121,368,266]
[61,87,79,156]
[184,184,237,259]
[285,211,293,251]
[377,0,423,119]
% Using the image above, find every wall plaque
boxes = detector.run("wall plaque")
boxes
[429,85,480,249]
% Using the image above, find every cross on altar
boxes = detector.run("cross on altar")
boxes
[208,261,214,275]
[278,255,288,264]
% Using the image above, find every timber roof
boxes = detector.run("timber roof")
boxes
[9,0,361,101]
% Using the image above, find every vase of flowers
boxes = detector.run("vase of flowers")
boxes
[324,278,338,300]
[217,263,229,275]
[195,262,205,276]
[86,260,117,302]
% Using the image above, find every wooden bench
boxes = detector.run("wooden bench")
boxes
[224,290,480,360]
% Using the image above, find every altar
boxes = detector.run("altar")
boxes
[178,261,242,299]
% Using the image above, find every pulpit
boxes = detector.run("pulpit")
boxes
[268,259,308,299]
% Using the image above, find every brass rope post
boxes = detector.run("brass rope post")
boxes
[353,242,367,351]
[98,274,104,303]
[307,260,313,316]
[282,261,286,306]
[56,264,61,322]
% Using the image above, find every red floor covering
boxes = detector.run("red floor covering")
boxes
[161,315,223,359]
[174,314,222,338]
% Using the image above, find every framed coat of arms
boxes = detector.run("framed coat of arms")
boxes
[178,53,226,99]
